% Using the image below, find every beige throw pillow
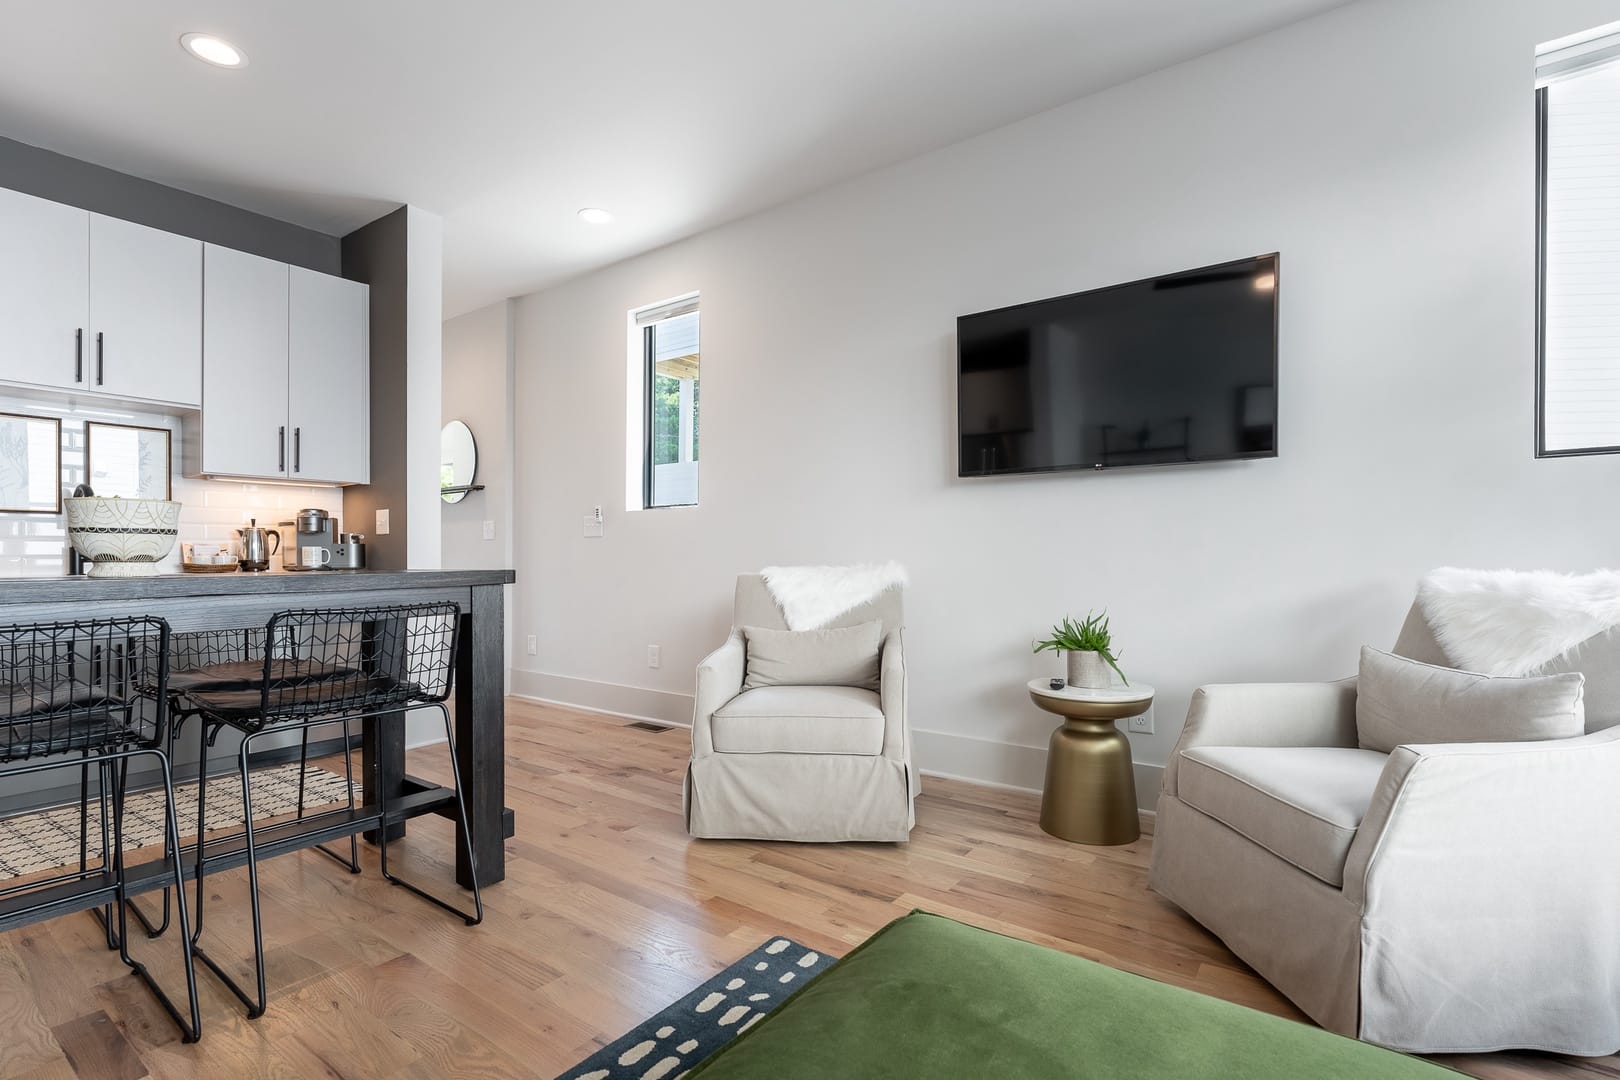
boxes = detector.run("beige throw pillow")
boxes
[742,622,882,692]
[1355,646,1585,753]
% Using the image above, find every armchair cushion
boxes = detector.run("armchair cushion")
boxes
[1178,746,1388,887]
[741,622,882,691]
[1355,646,1585,754]
[712,685,884,755]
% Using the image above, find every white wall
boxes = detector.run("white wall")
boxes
[405,205,445,571]
[509,0,1620,800]
[443,298,516,682]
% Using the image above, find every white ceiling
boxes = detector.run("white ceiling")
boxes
[0,1,1346,317]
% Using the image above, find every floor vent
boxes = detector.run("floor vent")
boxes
[627,721,673,733]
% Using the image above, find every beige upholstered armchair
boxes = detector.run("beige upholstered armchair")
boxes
[1150,602,1620,1055]
[685,574,916,842]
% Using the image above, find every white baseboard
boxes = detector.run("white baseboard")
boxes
[912,726,1163,812]
[509,668,1165,811]
[510,669,695,726]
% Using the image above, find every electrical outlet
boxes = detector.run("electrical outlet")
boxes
[1127,711,1154,735]
[526,635,538,656]
[583,514,603,538]
[482,520,496,541]
[375,508,390,535]
[647,645,661,669]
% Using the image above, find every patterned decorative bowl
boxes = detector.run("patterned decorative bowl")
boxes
[65,497,181,578]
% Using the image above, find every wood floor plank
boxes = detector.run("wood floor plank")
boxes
[0,697,1611,1079]
[49,1011,147,1080]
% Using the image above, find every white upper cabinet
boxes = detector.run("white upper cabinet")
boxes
[199,244,291,479]
[0,187,90,392]
[0,185,370,485]
[89,214,202,406]
[288,267,370,485]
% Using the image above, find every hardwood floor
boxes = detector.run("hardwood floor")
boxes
[1,698,1614,1079]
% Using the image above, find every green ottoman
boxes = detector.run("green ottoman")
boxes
[689,912,1456,1079]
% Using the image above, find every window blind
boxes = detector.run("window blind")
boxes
[634,294,700,327]
[1541,59,1620,452]
[1537,25,1620,87]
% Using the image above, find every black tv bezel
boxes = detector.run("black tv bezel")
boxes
[955,252,1281,479]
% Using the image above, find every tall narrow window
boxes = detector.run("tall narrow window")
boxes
[1538,26,1620,456]
[635,296,700,507]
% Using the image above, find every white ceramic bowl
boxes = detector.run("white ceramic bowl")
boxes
[65,498,181,577]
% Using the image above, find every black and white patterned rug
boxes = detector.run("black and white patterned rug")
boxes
[557,936,836,1080]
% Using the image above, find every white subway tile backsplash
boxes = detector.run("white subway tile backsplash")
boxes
[0,394,343,577]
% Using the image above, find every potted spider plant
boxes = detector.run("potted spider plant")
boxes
[1034,611,1128,689]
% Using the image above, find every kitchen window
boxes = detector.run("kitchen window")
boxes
[632,295,700,508]
[1537,26,1620,456]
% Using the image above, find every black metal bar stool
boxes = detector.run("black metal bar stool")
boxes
[180,601,481,1019]
[122,628,365,942]
[0,617,200,1042]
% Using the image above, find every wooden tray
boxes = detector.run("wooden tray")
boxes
[181,562,240,574]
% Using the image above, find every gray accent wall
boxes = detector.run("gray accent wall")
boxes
[0,136,340,272]
[342,207,410,570]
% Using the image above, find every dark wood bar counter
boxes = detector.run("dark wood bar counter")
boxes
[0,568,516,892]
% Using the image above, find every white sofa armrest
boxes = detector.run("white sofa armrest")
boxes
[1337,727,1620,1052]
[691,630,745,757]
[1163,680,1358,796]
[879,629,907,760]
[1343,726,1620,909]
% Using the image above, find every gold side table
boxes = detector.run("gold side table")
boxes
[1028,678,1153,846]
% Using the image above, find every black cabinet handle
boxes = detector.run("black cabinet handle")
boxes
[75,329,83,383]
[95,332,104,386]
[293,427,301,473]
[278,426,286,472]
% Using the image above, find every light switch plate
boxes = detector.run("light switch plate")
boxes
[376,508,390,535]
[583,515,604,538]
[482,520,496,541]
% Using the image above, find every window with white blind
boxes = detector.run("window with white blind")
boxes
[1538,26,1620,456]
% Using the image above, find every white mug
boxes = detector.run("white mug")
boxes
[299,546,333,569]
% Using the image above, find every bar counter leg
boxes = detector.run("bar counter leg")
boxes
[454,583,506,888]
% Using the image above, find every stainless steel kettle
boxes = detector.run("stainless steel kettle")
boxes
[237,518,281,572]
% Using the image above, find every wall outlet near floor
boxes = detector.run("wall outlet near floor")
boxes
[647,644,661,669]
[375,508,390,535]
[482,520,496,541]
[526,635,538,656]
[583,513,604,538]
[1127,711,1154,735]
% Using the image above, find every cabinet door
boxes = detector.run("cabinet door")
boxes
[89,214,202,406]
[0,187,89,391]
[201,244,289,478]
[288,267,369,484]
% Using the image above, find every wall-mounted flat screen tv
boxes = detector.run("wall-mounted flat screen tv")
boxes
[957,253,1278,477]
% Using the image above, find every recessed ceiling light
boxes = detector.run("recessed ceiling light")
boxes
[577,207,614,225]
[180,33,247,69]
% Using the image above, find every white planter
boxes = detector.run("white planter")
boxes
[65,497,181,577]
[1066,650,1112,689]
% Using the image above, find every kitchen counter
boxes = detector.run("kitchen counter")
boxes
[0,566,516,889]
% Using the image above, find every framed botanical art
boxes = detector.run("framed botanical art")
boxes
[85,421,172,501]
[0,412,63,514]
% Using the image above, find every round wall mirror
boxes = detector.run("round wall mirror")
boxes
[440,420,478,504]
